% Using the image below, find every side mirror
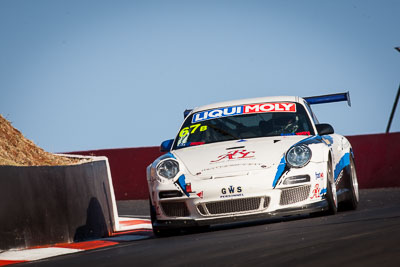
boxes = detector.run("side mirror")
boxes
[160,139,174,152]
[316,123,334,135]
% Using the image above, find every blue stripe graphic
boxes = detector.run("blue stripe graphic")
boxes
[273,156,287,187]
[334,153,350,181]
[176,174,189,196]
[320,188,327,195]
[166,152,176,159]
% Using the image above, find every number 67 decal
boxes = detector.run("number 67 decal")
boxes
[179,124,208,137]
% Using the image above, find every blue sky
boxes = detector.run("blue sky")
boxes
[1,0,399,152]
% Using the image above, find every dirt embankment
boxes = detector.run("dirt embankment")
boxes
[0,115,81,166]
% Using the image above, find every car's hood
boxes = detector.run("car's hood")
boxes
[172,136,309,177]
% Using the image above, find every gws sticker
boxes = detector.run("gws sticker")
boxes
[220,186,243,199]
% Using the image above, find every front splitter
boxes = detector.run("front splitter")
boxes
[153,201,328,229]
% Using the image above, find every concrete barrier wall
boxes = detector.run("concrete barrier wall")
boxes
[0,158,118,250]
[71,147,163,200]
[71,132,400,201]
[347,132,400,189]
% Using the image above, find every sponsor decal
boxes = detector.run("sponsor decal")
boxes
[335,170,344,185]
[220,186,243,198]
[200,162,265,172]
[281,131,311,136]
[192,102,296,123]
[244,103,296,113]
[211,149,255,163]
[315,172,324,179]
[177,142,206,148]
[197,191,204,199]
[310,184,321,199]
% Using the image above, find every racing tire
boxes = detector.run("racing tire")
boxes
[149,199,180,237]
[325,159,338,215]
[341,156,359,210]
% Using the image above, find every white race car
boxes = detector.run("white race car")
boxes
[147,93,359,236]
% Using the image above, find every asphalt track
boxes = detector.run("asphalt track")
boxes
[23,188,400,267]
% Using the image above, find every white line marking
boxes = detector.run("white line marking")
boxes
[0,247,82,261]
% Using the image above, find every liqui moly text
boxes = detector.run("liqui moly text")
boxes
[192,102,296,123]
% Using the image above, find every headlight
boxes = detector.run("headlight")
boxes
[286,145,311,168]
[157,159,179,179]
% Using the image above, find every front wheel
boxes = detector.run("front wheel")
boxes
[326,158,338,214]
[341,156,359,210]
[326,177,338,214]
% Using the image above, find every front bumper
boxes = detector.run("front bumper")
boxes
[153,200,328,229]
[149,160,330,229]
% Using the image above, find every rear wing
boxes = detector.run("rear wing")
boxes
[303,92,351,107]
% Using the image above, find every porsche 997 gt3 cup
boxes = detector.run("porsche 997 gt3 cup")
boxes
[147,92,359,236]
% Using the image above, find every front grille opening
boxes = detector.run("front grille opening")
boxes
[263,197,270,208]
[159,190,184,199]
[279,185,311,206]
[205,197,261,215]
[197,204,206,215]
[161,202,189,217]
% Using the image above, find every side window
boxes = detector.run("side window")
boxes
[303,101,319,125]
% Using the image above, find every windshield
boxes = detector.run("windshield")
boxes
[173,102,315,150]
